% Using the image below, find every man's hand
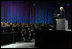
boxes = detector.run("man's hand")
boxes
[57,14,60,16]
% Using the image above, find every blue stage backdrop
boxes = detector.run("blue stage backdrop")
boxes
[1,1,71,25]
[1,1,53,24]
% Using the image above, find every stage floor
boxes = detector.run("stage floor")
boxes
[1,39,36,48]
[66,29,71,31]
[1,28,71,48]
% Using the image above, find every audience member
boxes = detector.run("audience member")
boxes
[1,22,55,42]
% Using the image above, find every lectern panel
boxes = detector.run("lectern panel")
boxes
[56,18,65,30]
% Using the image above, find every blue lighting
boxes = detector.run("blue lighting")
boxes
[33,3,36,6]
[66,3,70,7]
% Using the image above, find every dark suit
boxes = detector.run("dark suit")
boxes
[59,10,65,18]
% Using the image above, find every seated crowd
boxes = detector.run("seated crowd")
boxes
[1,22,54,42]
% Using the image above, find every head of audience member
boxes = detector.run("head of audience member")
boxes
[19,23,22,26]
[41,24,44,27]
[12,23,16,27]
[28,27,31,31]
[26,24,29,27]
[2,22,6,27]
[22,28,26,31]
[34,23,39,29]
[22,23,25,27]
[30,25,33,29]
[10,23,13,27]
[45,24,48,27]
[16,23,19,27]
[1,22,3,27]
[5,22,9,27]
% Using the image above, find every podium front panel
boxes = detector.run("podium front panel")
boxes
[56,18,65,30]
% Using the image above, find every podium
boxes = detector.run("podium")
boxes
[55,18,66,30]
[54,17,69,31]
[65,20,68,31]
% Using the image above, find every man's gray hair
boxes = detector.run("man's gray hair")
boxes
[60,6,64,10]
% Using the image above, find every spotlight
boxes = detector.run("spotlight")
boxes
[66,3,70,7]
[33,3,36,6]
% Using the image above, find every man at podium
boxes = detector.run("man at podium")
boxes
[57,6,65,18]
[53,6,66,31]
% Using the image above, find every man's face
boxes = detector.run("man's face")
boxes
[60,7,63,11]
